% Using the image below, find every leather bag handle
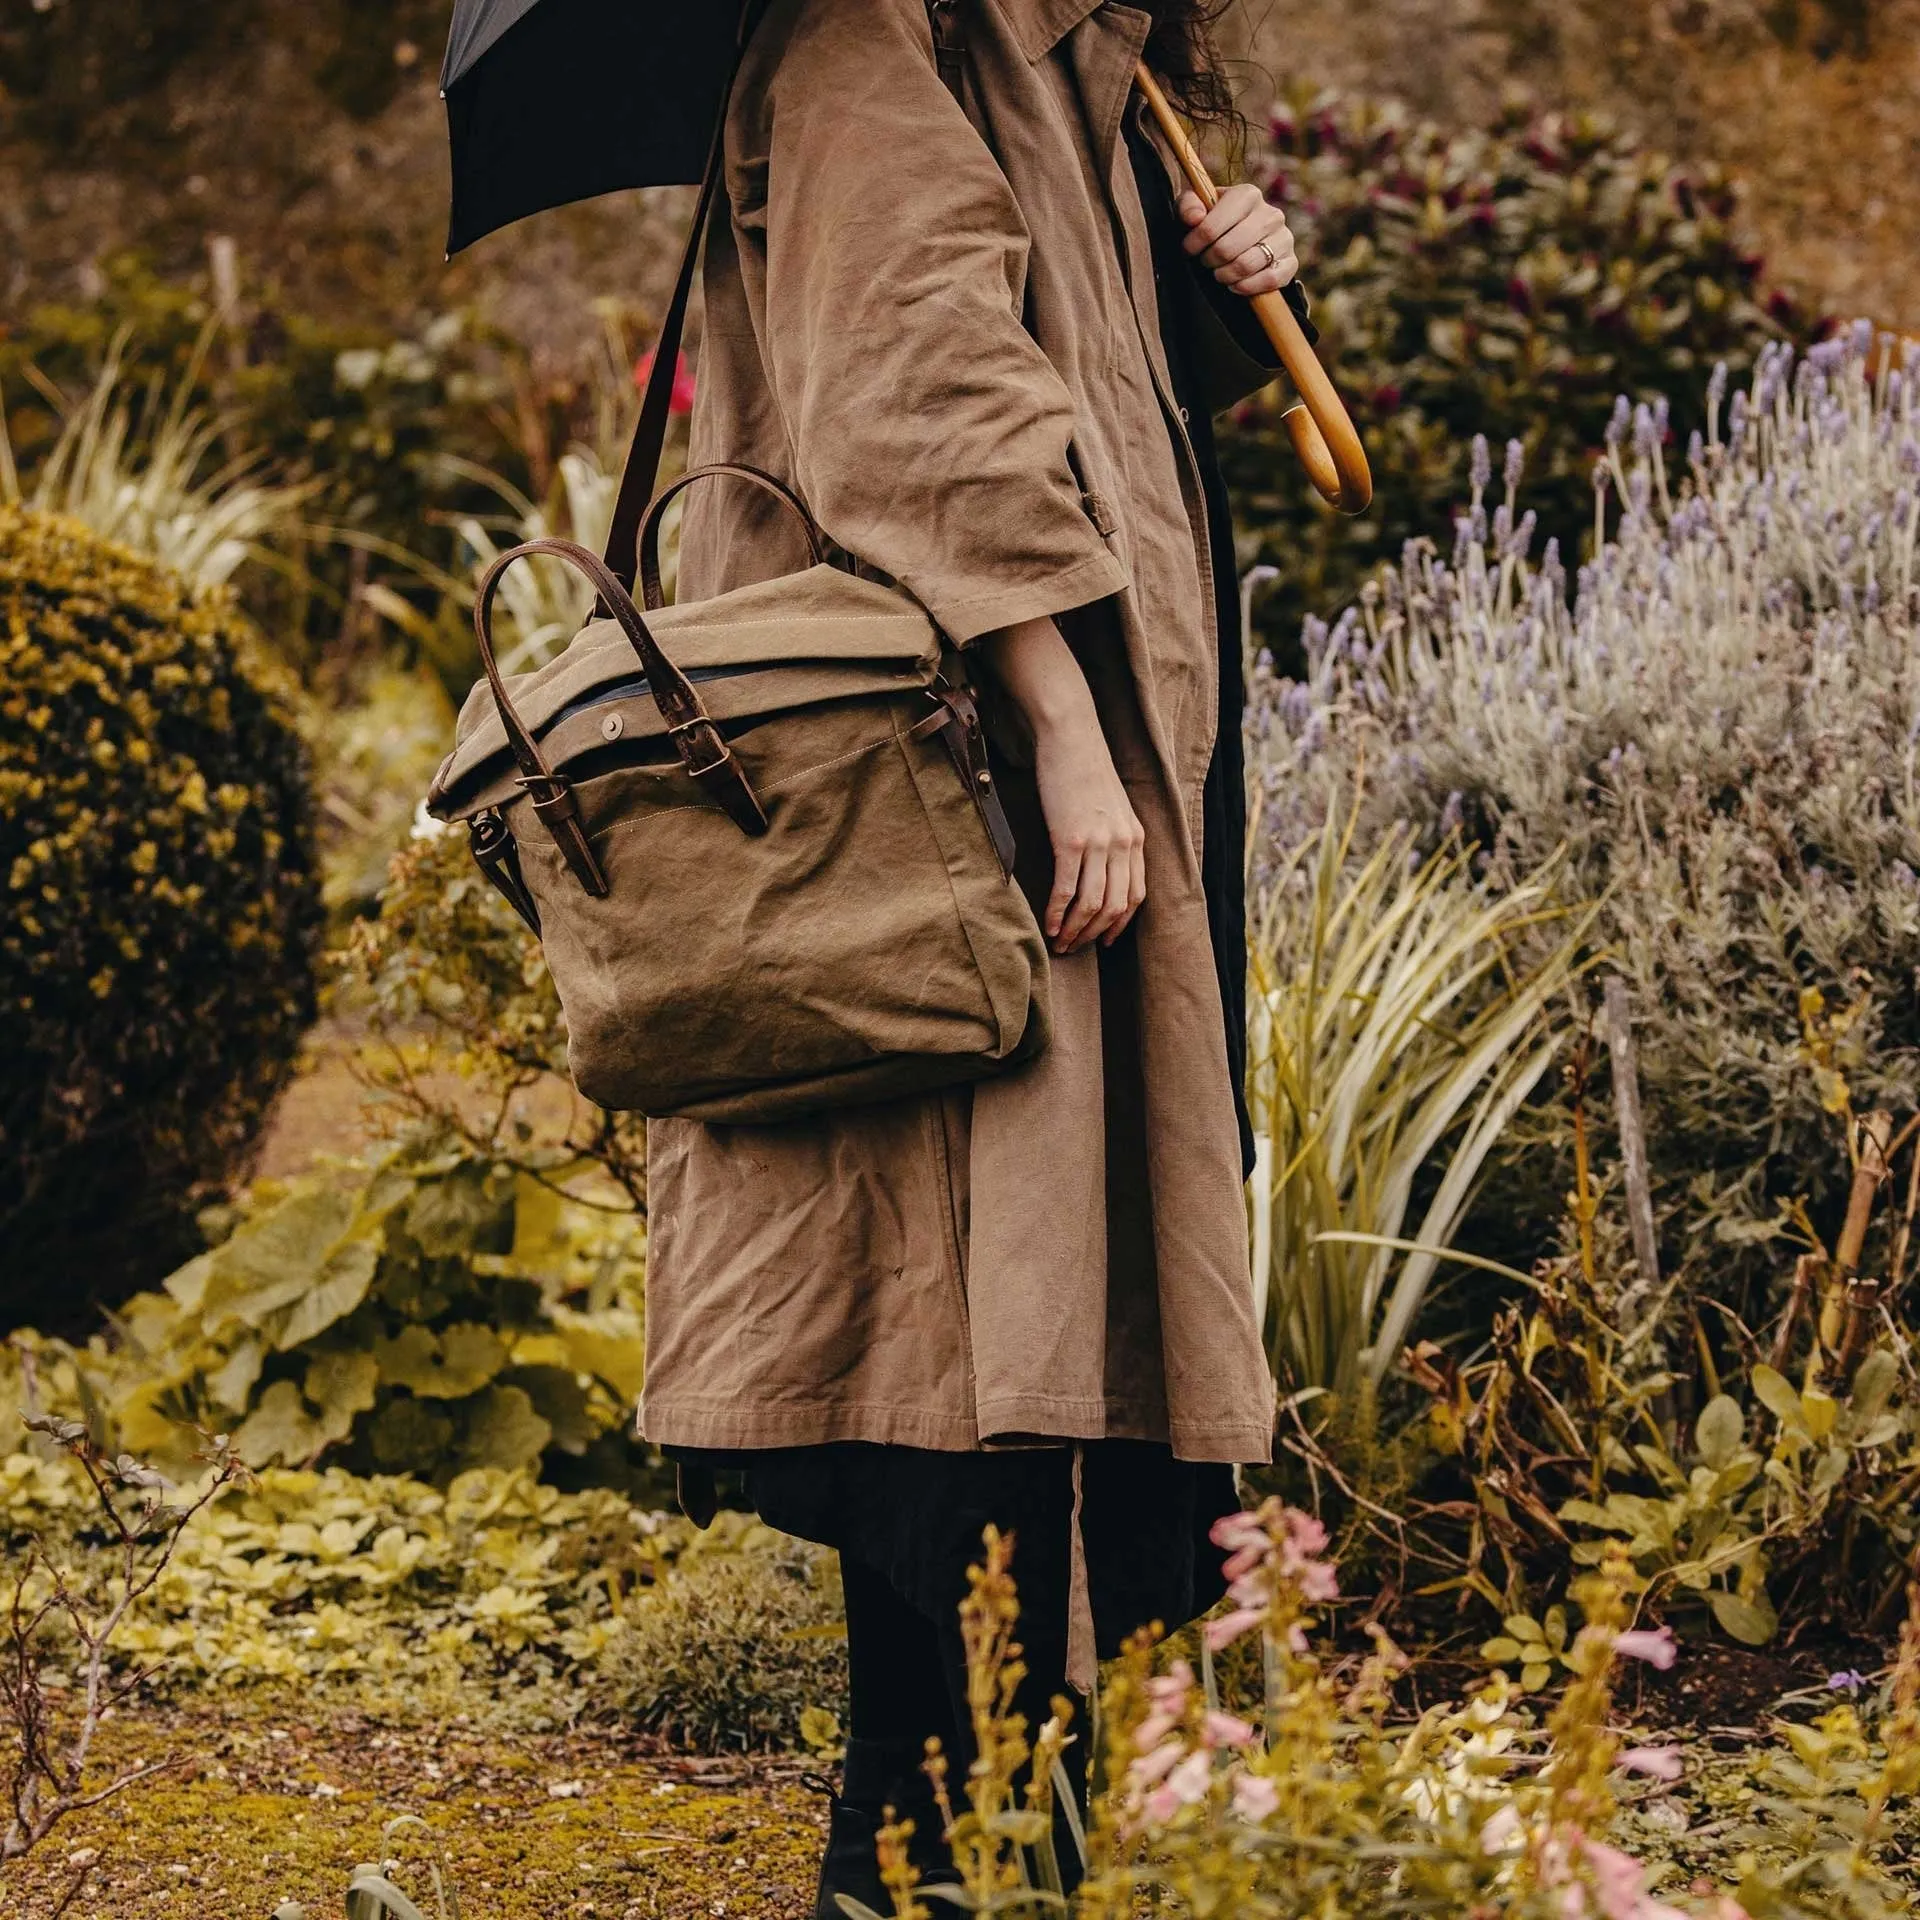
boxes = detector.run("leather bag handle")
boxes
[637,462,826,612]
[473,538,769,877]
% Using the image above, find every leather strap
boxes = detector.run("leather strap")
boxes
[928,0,967,105]
[908,685,1017,879]
[468,807,542,934]
[638,463,825,612]
[600,11,756,595]
[472,537,770,872]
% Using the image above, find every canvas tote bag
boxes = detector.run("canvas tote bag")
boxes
[424,52,1050,1125]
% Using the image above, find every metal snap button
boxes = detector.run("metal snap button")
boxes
[600,712,624,740]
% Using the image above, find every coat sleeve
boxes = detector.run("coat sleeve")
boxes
[733,0,1128,644]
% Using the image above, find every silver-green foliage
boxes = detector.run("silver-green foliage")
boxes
[1249,326,1920,1286]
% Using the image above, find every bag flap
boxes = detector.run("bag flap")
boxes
[430,564,940,815]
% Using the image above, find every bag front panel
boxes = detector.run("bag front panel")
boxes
[509,692,1046,1116]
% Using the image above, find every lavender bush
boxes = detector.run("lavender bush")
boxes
[1247,324,1920,1300]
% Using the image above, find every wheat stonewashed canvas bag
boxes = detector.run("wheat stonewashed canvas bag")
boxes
[424,99,1050,1125]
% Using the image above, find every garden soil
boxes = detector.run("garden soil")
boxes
[4,1703,828,1919]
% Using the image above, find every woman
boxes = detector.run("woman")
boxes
[637,0,1301,1905]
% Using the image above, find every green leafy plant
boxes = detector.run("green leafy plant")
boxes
[0,506,322,1325]
[110,1126,646,1488]
[1221,91,1815,650]
[1245,804,1595,1417]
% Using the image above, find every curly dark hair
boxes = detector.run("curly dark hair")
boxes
[1143,0,1237,124]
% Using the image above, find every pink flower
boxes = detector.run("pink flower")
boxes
[1284,1510,1329,1556]
[1146,1660,1193,1714]
[1618,1745,1684,1782]
[1580,1837,1690,1920]
[1128,1738,1187,1789]
[1210,1511,1266,1552]
[1203,1606,1266,1652]
[633,346,696,414]
[1612,1628,1678,1671]
[1221,1542,1267,1581]
[1140,1746,1214,1825]
[1165,1749,1213,1806]
[1203,1710,1257,1751]
[1231,1771,1279,1822]
[1133,1711,1180,1754]
[1297,1559,1340,1604]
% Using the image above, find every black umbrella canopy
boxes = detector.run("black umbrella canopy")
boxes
[442,0,747,255]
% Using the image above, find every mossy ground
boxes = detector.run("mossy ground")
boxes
[4,1701,827,1920]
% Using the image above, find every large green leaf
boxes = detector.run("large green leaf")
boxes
[233,1379,332,1467]
[1694,1395,1746,1472]
[1708,1588,1779,1646]
[274,1239,383,1351]
[500,1365,596,1455]
[404,1164,513,1259]
[208,1334,266,1415]
[305,1349,380,1428]
[367,1395,457,1473]
[458,1385,553,1473]
[1749,1365,1805,1431]
[1850,1349,1899,1423]
[375,1323,508,1399]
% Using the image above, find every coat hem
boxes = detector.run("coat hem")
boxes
[934,548,1129,645]
[1166,1418,1274,1467]
[642,1394,1272,1466]
[639,1396,982,1453]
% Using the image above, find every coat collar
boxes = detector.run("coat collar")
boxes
[994,0,1143,62]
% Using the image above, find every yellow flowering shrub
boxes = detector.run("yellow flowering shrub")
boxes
[0,507,320,1324]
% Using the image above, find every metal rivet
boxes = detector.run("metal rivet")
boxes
[600,712,624,740]
[976,770,993,790]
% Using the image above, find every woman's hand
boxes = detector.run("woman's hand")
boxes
[979,617,1146,955]
[1178,183,1298,298]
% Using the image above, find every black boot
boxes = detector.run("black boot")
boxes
[813,1736,956,1919]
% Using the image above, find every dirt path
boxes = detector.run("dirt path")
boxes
[5,1705,826,1920]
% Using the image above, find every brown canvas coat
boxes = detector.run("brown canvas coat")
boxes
[637,0,1276,1465]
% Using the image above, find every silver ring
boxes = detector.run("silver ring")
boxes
[1253,241,1278,276]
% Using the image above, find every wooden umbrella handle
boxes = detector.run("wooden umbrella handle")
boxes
[1135,65,1372,515]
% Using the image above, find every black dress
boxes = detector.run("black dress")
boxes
[673,114,1306,1655]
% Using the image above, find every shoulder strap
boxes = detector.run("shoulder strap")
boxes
[600,24,754,593]
[927,0,967,105]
